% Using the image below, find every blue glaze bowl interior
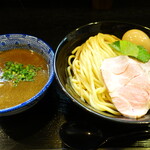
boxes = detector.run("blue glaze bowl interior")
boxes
[0,34,54,116]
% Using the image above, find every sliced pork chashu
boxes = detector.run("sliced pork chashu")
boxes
[101,56,150,118]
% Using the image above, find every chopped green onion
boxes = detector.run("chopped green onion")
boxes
[1,61,41,86]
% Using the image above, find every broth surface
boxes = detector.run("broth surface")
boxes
[0,49,49,109]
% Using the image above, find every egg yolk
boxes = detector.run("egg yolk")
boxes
[122,29,150,53]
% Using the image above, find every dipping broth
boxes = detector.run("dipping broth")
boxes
[0,48,49,109]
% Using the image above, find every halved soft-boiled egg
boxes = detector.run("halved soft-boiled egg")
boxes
[122,29,150,53]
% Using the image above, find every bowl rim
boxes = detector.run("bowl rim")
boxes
[0,33,55,115]
[54,21,150,124]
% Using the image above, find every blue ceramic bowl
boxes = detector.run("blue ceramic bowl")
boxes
[0,34,54,116]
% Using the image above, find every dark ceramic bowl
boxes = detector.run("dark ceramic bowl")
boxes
[0,34,54,116]
[54,21,150,124]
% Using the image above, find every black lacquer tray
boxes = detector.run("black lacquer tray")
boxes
[0,1,150,149]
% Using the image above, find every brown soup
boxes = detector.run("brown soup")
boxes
[0,48,49,109]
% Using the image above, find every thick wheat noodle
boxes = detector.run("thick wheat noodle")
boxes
[67,33,121,115]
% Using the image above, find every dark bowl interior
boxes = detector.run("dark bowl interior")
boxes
[54,21,150,124]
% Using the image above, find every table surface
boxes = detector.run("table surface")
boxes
[0,1,150,149]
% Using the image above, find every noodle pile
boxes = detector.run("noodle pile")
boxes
[67,33,121,115]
